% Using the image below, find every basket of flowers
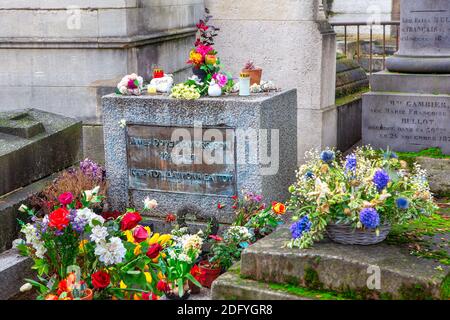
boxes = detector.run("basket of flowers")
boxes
[286,146,438,248]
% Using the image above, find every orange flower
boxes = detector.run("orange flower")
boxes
[189,50,203,65]
[45,294,59,300]
[272,202,286,215]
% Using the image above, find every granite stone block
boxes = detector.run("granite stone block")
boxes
[0,109,82,196]
[102,90,298,224]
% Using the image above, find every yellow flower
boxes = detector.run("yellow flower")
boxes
[134,244,142,256]
[144,272,152,284]
[157,271,165,280]
[124,230,134,243]
[79,240,88,253]
[158,234,172,245]
[120,281,127,289]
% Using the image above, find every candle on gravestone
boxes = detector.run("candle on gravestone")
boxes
[239,72,250,96]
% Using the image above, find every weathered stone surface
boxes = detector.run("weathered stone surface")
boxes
[335,57,369,99]
[0,173,58,254]
[0,249,33,300]
[82,125,105,165]
[370,71,450,95]
[211,269,310,300]
[102,90,298,224]
[362,92,450,154]
[386,0,450,73]
[240,227,448,299]
[0,109,82,196]
[337,98,362,152]
[415,157,450,195]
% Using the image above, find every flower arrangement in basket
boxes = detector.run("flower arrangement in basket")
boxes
[286,146,438,248]
[171,8,234,99]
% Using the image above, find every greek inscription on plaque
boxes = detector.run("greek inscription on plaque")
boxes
[126,124,237,196]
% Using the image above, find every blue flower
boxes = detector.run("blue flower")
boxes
[395,197,409,210]
[305,171,315,180]
[359,208,380,229]
[373,169,390,192]
[290,216,311,239]
[383,151,398,159]
[320,150,335,163]
[345,153,357,173]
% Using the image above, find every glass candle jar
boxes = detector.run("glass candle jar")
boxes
[153,68,164,79]
[239,72,250,96]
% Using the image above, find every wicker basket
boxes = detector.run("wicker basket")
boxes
[326,223,391,245]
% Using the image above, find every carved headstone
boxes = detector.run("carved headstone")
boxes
[386,0,450,73]
[362,0,450,154]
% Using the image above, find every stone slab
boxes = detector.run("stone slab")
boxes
[362,92,450,154]
[0,109,82,196]
[240,227,448,299]
[337,98,362,152]
[211,268,311,300]
[415,157,450,195]
[370,72,450,95]
[0,249,33,300]
[102,90,298,224]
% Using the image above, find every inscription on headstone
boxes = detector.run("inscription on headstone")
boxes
[363,95,450,154]
[399,1,450,55]
[386,0,450,73]
[126,124,237,196]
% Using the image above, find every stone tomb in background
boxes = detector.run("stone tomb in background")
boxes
[363,0,450,154]
[102,91,297,225]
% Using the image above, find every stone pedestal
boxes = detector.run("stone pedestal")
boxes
[363,72,450,154]
[205,0,337,163]
[0,0,204,163]
[386,0,450,73]
[363,0,450,154]
[102,90,298,224]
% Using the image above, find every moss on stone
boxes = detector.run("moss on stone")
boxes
[398,283,434,300]
[335,87,369,106]
[398,147,450,161]
[304,266,323,290]
[441,273,450,300]
[268,283,347,300]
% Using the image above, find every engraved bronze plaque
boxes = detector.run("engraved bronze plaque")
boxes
[126,124,237,196]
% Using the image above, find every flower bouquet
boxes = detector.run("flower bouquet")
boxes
[116,73,144,96]
[17,189,172,300]
[286,146,438,248]
[171,8,233,99]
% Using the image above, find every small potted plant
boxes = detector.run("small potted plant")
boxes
[242,60,263,85]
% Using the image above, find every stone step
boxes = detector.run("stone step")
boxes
[0,248,34,300]
[240,227,449,300]
[211,264,315,300]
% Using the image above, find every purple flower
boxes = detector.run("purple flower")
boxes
[290,216,311,239]
[345,153,357,173]
[80,158,104,181]
[69,209,87,233]
[359,208,380,229]
[373,169,390,192]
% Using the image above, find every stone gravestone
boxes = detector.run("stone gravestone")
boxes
[102,91,297,225]
[0,109,82,300]
[363,0,450,154]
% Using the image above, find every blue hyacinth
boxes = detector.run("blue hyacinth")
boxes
[290,216,312,239]
[305,171,315,180]
[395,197,409,210]
[359,208,380,229]
[345,153,357,173]
[320,150,335,164]
[373,169,390,192]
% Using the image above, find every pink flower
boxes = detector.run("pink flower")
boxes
[127,79,138,89]
[58,192,73,206]
[196,44,214,57]
[212,73,228,87]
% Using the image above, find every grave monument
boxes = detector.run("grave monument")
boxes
[102,91,297,225]
[363,0,450,154]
